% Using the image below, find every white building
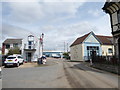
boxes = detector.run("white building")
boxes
[43,50,63,58]
[2,39,22,55]
[70,32,114,61]
[2,35,43,62]
[102,0,120,60]
[21,35,42,62]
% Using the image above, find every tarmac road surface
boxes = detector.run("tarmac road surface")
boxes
[63,61,119,89]
[2,58,119,89]
[2,58,71,88]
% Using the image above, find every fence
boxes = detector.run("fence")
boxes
[92,55,119,66]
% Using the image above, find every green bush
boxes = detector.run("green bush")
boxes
[7,47,21,55]
[63,52,70,60]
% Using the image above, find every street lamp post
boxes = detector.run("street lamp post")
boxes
[39,33,44,58]
[39,35,41,58]
[41,33,44,56]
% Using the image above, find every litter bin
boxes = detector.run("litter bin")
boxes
[37,58,43,65]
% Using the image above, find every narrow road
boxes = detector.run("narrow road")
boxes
[2,58,71,88]
[2,58,119,89]
[63,60,119,88]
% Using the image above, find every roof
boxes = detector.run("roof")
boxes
[70,32,90,47]
[96,35,113,45]
[102,1,120,13]
[70,32,113,47]
[3,39,22,44]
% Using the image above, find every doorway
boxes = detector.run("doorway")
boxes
[26,52,32,62]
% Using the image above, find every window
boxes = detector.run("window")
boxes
[6,44,10,49]
[96,47,99,50]
[18,56,22,58]
[7,57,16,59]
[29,46,31,49]
[28,41,32,45]
[87,46,99,50]
[13,43,18,47]
[118,10,120,23]
[108,48,113,53]
[87,47,89,50]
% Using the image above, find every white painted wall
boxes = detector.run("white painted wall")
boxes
[112,12,118,25]
[70,44,83,61]
[84,34,99,43]
[101,45,114,56]
[112,12,119,32]
[21,35,42,62]
[0,50,1,55]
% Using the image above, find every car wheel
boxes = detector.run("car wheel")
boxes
[21,62,23,65]
[16,62,19,67]
[4,64,8,68]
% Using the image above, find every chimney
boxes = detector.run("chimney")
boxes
[2,43,5,55]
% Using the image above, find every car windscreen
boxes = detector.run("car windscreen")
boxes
[7,57,16,59]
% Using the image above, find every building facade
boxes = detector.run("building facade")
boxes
[102,0,120,60]
[43,50,63,58]
[70,32,114,61]
[21,35,42,62]
[2,35,43,62]
[2,39,22,55]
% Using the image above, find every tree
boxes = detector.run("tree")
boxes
[7,47,21,55]
[63,52,70,60]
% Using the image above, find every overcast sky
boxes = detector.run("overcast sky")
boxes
[0,0,112,51]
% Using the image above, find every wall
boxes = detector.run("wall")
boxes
[70,44,83,61]
[83,43,101,60]
[21,35,41,62]
[112,12,118,32]
[91,63,119,75]
[83,33,101,60]
[4,49,9,55]
[85,34,99,43]
[4,43,22,55]
[101,45,114,56]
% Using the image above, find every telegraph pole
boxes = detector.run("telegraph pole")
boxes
[67,43,68,53]
[39,35,41,58]
[41,33,44,56]
[39,33,44,58]
[64,42,65,53]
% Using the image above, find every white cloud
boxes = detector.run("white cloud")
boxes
[90,14,112,36]
[39,21,99,50]
[3,1,85,24]
[8,2,45,23]
[1,15,111,51]
[88,9,101,17]
[2,23,32,39]
[1,1,112,51]
[1,0,106,2]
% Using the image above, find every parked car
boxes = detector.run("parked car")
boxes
[51,54,61,58]
[4,54,24,67]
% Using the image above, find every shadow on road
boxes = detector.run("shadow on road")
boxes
[74,63,104,73]
[64,60,105,73]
